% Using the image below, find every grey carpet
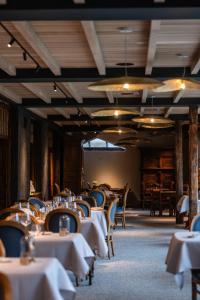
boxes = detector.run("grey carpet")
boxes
[75,210,191,300]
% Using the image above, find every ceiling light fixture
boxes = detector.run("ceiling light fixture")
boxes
[7,37,15,48]
[91,108,139,118]
[54,83,57,92]
[102,127,136,135]
[23,51,27,61]
[88,28,163,92]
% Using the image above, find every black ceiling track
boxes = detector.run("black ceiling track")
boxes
[0,67,199,83]
[1,1,200,21]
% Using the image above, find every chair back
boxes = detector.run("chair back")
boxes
[0,208,23,221]
[0,273,12,300]
[190,214,200,231]
[0,221,28,257]
[75,200,91,217]
[54,182,61,194]
[122,186,129,210]
[106,199,118,231]
[82,196,97,207]
[44,208,80,233]
[28,197,45,210]
[90,190,106,207]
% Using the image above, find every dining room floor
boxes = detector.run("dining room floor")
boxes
[75,210,191,300]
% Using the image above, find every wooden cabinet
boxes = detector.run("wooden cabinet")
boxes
[141,149,175,208]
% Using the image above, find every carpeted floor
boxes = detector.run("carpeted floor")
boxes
[75,210,191,300]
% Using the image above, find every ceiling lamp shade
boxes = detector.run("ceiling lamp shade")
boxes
[153,78,200,93]
[132,115,174,125]
[91,108,139,117]
[88,76,163,92]
[115,142,137,148]
[141,123,174,129]
[102,127,137,134]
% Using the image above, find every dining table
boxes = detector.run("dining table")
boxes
[0,257,76,300]
[33,232,95,279]
[177,195,200,214]
[80,217,108,258]
[166,231,200,289]
[91,207,107,237]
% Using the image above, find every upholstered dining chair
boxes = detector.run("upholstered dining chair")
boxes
[75,200,91,217]
[89,189,106,208]
[82,196,97,207]
[115,186,129,228]
[0,272,12,300]
[0,221,28,257]
[191,270,200,300]
[44,208,80,233]
[28,197,45,210]
[0,208,23,221]
[190,214,200,231]
[105,198,118,259]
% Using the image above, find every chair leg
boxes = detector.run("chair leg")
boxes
[123,215,126,228]
[106,236,111,259]
[110,236,115,257]
[192,280,197,300]
[75,276,79,287]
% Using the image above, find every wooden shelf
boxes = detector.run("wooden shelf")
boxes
[141,149,175,208]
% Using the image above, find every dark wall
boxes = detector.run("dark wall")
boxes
[63,135,83,194]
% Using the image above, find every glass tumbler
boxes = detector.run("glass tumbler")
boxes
[59,215,70,236]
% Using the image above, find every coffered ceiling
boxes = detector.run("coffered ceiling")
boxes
[0,2,200,133]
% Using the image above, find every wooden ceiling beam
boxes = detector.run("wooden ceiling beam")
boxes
[1,3,200,21]
[81,21,106,75]
[21,83,51,103]
[145,20,160,75]
[21,96,200,108]
[141,89,148,104]
[191,52,200,74]
[12,21,61,75]
[1,67,198,83]
[21,83,67,118]
[59,82,83,103]
[0,84,21,103]
[0,56,16,76]
[106,92,115,104]
[164,89,185,117]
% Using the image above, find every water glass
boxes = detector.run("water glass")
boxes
[20,235,35,265]
[59,215,70,236]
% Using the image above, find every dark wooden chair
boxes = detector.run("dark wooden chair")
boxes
[75,200,91,217]
[192,270,200,300]
[44,208,80,233]
[0,221,28,257]
[105,198,118,259]
[115,186,129,228]
[0,272,12,300]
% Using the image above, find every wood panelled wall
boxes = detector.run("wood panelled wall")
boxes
[63,135,83,194]
[0,103,84,208]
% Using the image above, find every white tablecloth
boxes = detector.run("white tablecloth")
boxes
[81,217,108,258]
[177,196,200,213]
[91,208,108,237]
[166,231,200,288]
[33,232,94,278]
[0,257,76,300]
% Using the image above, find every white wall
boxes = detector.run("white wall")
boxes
[83,148,141,199]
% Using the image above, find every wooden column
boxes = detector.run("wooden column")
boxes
[17,108,31,200]
[41,121,49,200]
[175,120,184,224]
[189,107,198,224]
